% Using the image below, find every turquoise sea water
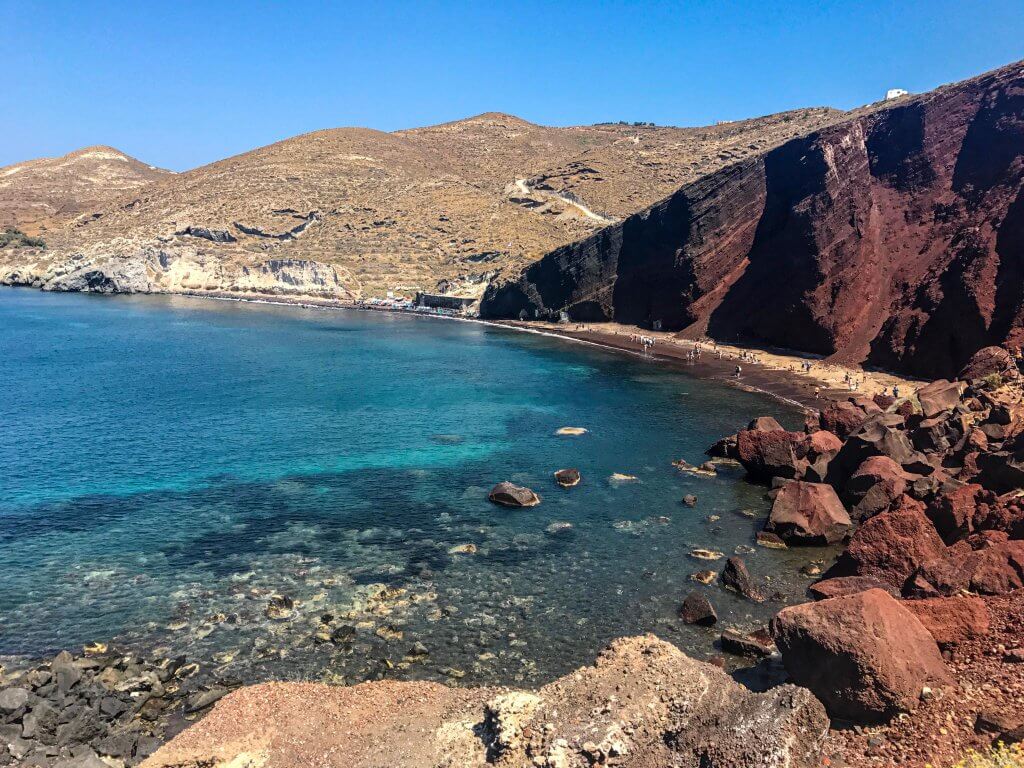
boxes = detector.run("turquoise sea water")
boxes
[0,288,818,685]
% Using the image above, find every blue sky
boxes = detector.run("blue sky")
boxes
[3,0,1022,171]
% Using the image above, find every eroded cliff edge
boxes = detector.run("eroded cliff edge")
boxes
[481,60,1024,380]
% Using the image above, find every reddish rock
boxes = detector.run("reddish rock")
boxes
[927,484,983,542]
[766,482,851,545]
[770,589,950,723]
[488,482,540,508]
[958,346,1019,383]
[845,455,914,521]
[904,596,991,648]
[820,401,872,440]
[911,539,1024,596]
[736,428,807,482]
[553,468,581,488]
[720,628,776,657]
[917,380,964,418]
[808,576,898,601]
[873,393,896,410]
[825,496,947,590]
[747,416,785,432]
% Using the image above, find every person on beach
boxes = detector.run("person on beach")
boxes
[734,364,742,378]
[893,385,900,399]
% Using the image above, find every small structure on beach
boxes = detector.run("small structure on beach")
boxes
[415,292,477,312]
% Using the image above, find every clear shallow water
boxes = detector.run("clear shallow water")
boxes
[0,288,822,686]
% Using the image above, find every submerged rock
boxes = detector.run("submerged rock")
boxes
[143,635,829,768]
[488,482,540,508]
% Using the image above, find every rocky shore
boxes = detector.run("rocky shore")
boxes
[0,646,232,767]
[705,344,1024,763]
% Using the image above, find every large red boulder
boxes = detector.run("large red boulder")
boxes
[845,455,914,521]
[819,400,873,439]
[904,596,991,648]
[736,428,807,482]
[916,379,964,418]
[771,589,950,723]
[766,482,852,545]
[824,496,947,590]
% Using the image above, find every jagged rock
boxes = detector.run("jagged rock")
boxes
[927,484,984,542]
[824,495,947,590]
[679,592,717,625]
[904,596,991,649]
[910,538,1024,596]
[771,589,950,723]
[175,226,237,243]
[736,428,808,482]
[488,482,540,508]
[845,455,914,520]
[820,400,875,439]
[142,635,830,768]
[681,494,698,507]
[720,556,765,602]
[765,482,851,545]
[705,433,739,459]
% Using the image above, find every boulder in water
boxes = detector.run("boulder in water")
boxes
[679,591,717,626]
[488,482,540,508]
[553,468,581,487]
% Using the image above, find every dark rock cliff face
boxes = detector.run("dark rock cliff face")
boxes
[481,61,1024,379]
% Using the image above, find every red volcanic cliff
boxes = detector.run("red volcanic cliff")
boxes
[481,61,1024,379]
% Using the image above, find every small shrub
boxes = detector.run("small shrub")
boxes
[981,373,1004,391]
[0,227,46,249]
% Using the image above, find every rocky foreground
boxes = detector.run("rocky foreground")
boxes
[140,635,828,768]
[707,345,1024,763]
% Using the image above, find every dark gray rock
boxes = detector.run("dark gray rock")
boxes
[678,592,717,626]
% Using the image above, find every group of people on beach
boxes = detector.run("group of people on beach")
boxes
[629,333,657,353]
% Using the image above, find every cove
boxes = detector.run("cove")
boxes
[0,287,826,686]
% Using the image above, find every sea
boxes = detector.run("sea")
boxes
[0,287,829,686]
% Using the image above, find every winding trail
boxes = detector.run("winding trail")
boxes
[513,178,614,224]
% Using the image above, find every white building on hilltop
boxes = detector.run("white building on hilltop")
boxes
[885,88,909,100]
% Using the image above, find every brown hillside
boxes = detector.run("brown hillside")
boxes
[0,146,170,235]
[0,109,841,299]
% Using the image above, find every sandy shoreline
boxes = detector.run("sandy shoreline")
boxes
[488,320,925,410]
